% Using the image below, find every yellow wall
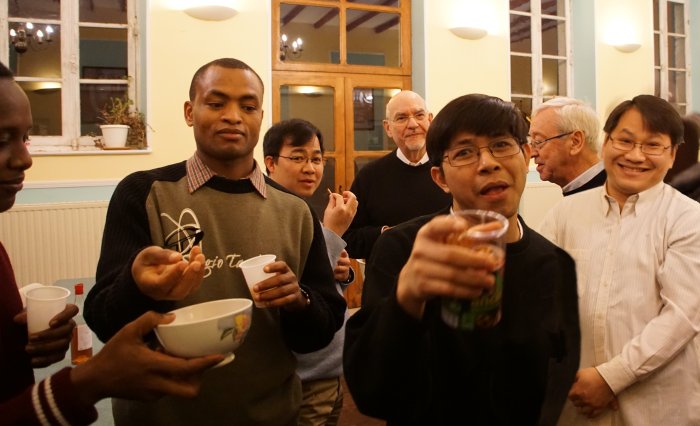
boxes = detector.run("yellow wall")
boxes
[594,0,655,121]
[424,0,510,113]
[26,0,272,182]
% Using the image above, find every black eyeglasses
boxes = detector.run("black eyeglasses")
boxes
[278,155,326,166]
[528,131,574,150]
[443,139,522,167]
[164,228,204,254]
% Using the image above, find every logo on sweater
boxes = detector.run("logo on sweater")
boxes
[161,209,203,258]
[160,208,243,278]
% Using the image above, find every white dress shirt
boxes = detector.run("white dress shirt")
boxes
[562,161,604,194]
[396,148,429,166]
[540,182,700,425]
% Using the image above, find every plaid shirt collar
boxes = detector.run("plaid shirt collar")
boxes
[186,153,267,198]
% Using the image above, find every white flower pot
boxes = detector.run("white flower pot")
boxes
[100,124,130,148]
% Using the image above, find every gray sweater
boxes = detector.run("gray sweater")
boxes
[294,227,349,381]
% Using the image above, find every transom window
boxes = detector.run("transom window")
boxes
[654,0,691,115]
[273,0,410,75]
[509,0,571,117]
[1,0,141,154]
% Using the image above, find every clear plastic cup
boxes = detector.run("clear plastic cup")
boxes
[441,209,509,330]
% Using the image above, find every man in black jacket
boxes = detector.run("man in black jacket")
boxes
[343,90,451,259]
[344,94,580,425]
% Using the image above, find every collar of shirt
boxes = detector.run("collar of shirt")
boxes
[396,149,429,166]
[601,179,665,217]
[186,153,267,198]
[562,161,604,194]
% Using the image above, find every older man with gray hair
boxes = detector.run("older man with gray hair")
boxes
[343,90,451,259]
[529,97,606,196]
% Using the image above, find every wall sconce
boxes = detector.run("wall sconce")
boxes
[449,26,487,40]
[613,43,641,53]
[280,34,303,61]
[183,5,238,21]
[9,22,54,54]
[604,18,641,54]
[33,82,62,94]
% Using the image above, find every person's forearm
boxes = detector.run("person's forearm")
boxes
[0,368,98,426]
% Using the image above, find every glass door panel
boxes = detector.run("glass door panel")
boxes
[345,76,408,178]
[273,73,409,205]
[346,10,401,67]
[280,84,336,150]
[276,77,342,217]
[351,87,399,175]
[279,3,340,64]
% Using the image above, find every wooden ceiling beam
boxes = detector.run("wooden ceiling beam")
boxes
[314,8,339,29]
[374,15,399,34]
[282,5,306,27]
[347,11,379,31]
[346,0,397,32]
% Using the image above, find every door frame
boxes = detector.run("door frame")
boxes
[271,71,411,191]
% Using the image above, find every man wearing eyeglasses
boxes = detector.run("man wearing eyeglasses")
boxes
[263,118,358,425]
[345,94,580,424]
[540,95,700,424]
[343,90,451,260]
[529,97,606,196]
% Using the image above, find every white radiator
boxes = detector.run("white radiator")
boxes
[0,202,108,286]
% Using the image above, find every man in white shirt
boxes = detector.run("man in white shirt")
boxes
[540,94,700,424]
[530,97,606,196]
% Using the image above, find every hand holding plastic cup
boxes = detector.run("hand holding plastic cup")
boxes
[441,209,509,331]
[239,254,276,307]
[25,286,71,334]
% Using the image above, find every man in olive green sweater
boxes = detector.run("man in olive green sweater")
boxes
[85,58,345,426]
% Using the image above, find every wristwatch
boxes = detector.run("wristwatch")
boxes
[339,266,355,285]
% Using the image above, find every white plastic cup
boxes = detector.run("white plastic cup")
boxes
[25,286,71,334]
[18,283,44,308]
[239,254,276,307]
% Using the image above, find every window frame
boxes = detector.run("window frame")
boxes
[654,0,692,114]
[509,0,573,115]
[272,0,411,76]
[0,0,142,154]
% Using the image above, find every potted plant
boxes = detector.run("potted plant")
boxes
[98,96,149,149]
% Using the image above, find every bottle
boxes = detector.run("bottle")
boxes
[71,283,93,365]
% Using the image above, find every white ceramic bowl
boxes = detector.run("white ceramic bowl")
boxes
[155,298,252,358]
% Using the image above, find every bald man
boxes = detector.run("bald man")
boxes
[343,91,451,260]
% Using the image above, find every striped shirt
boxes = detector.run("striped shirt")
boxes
[540,181,700,425]
[186,153,267,198]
